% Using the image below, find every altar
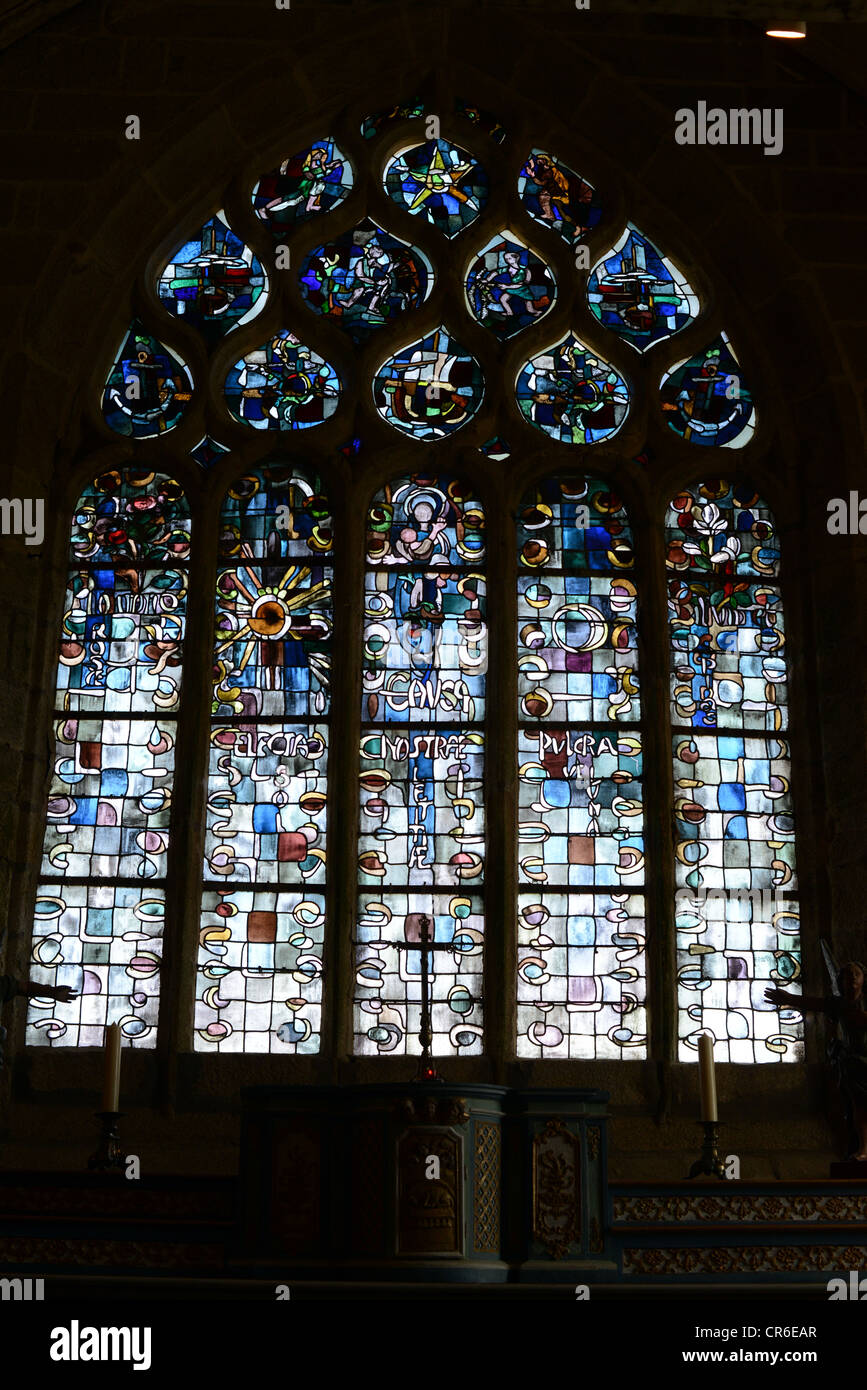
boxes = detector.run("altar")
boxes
[235,1084,613,1282]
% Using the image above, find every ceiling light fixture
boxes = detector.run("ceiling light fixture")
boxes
[765,20,807,38]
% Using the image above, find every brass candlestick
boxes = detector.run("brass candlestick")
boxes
[687,1119,726,1179]
[87,1111,126,1172]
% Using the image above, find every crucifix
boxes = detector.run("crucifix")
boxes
[394,913,452,1083]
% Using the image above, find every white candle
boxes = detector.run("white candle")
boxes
[698,1032,718,1122]
[101,1023,121,1112]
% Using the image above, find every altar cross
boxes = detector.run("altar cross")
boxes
[394,913,453,1082]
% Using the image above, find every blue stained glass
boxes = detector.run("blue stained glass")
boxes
[356,472,486,1057]
[29,471,190,1050]
[588,224,699,352]
[225,332,340,431]
[516,335,629,445]
[191,436,229,471]
[465,232,555,339]
[157,212,267,342]
[384,140,488,238]
[668,482,801,1063]
[373,328,483,440]
[299,220,433,343]
[518,150,602,243]
[102,323,192,439]
[660,333,756,447]
[252,139,352,230]
[366,474,484,568]
[517,475,645,1059]
[198,467,332,1055]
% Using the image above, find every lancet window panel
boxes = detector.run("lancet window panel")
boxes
[516,477,647,1060]
[354,475,486,1058]
[28,470,191,1049]
[667,481,802,1064]
[196,466,332,1055]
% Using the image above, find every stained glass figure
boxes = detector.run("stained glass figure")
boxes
[225,331,340,431]
[191,436,229,471]
[660,333,756,447]
[666,481,800,1063]
[361,100,427,138]
[465,233,555,339]
[102,323,192,439]
[29,470,191,1048]
[384,139,488,237]
[299,220,433,343]
[373,328,484,440]
[518,150,602,243]
[198,467,332,1053]
[157,212,267,343]
[252,139,352,231]
[516,334,629,445]
[456,100,506,144]
[355,476,486,1056]
[517,477,645,1058]
[587,224,698,352]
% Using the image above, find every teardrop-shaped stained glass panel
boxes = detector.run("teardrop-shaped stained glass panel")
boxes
[516,334,629,445]
[588,224,699,353]
[465,232,556,339]
[252,139,353,232]
[518,150,602,243]
[225,331,341,432]
[660,333,756,447]
[384,139,488,238]
[373,328,484,440]
[298,220,434,343]
[102,322,193,439]
[157,211,267,343]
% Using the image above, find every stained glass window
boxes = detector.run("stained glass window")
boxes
[252,140,353,230]
[224,332,341,431]
[102,322,192,439]
[518,150,602,243]
[465,233,555,338]
[660,333,756,447]
[298,220,433,342]
[30,469,190,1047]
[157,211,267,342]
[667,482,801,1062]
[517,335,629,445]
[384,140,488,237]
[373,328,484,439]
[197,466,331,1053]
[355,476,486,1056]
[33,99,800,1078]
[588,224,698,352]
[517,478,646,1058]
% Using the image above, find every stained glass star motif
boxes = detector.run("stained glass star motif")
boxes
[384,139,488,238]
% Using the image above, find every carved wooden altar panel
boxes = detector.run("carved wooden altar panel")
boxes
[532,1118,581,1259]
[397,1130,462,1255]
